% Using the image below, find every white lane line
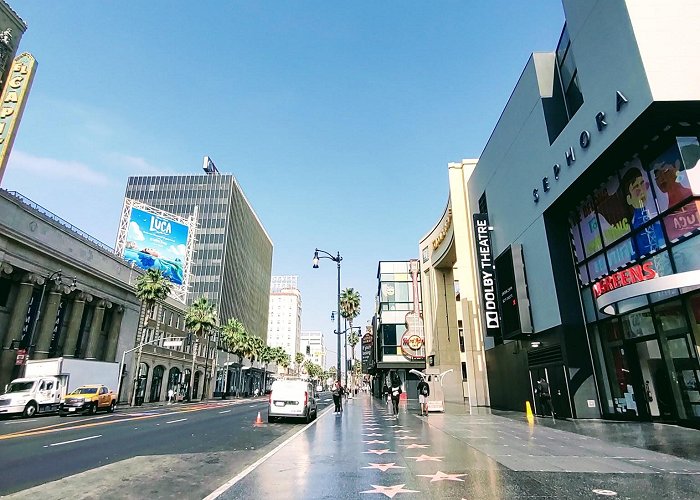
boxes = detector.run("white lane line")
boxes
[43,435,102,447]
[204,405,334,500]
[219,410,232,414]
[165,418,187,424]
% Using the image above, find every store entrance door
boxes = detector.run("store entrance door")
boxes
[529,365,572,419]
[631,338,675,420]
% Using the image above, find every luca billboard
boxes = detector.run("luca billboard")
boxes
[122,207,189,285]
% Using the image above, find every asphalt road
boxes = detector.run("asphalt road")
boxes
[0,393,334,498]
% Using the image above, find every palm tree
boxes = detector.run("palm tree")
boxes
[184,297,217,401]
[221,318,247,397]
[348,330,361,381]
[294,352,305,377]
[340,288,361,389]
[275,348,290,374]
[132,269,172,405]
[246,335,265,395]
[259,345,274,393]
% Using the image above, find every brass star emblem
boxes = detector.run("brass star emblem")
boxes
[401,444,430,449]
[363,439,389,444]
[360,483,419,498]
[364,433,383,437]
[395,436,417,440]
[407,454,443,462]
[362,462,406,472]
[416,471,466,482]
[363,449,395,455]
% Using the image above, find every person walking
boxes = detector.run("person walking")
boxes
[167,388,174,404]
[417,377,430,416]
[332,381,342,414]
[390,379,402,417]
[537,377,555,418]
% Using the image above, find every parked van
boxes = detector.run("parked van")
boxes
[268,380,317,423]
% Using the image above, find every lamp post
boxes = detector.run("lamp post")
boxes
[313,248,342,385]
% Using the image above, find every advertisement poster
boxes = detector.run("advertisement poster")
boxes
[578,199,603,257]
[649,139,700,212]
[122,207,189,285]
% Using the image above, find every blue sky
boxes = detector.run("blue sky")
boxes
[2,1,564,366]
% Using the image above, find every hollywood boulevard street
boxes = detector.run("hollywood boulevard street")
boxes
[0,394,333,498]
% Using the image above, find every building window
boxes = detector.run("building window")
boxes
[0,278,11,308]
[461,362,468,380]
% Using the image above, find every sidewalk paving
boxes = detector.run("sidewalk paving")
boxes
[217,394,700,499]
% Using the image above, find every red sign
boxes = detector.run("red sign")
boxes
[15,348,27,366]
[592,262,656,299]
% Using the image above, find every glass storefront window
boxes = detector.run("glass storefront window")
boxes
[649,139,699,212]
[666,335,700,418]
[663,200,700,243]
[588,253,608,282]
[617,294,648,314]
[672,233,700,274]
[606,344,637,417]
[622,308,655,339]
[606,238,636,271]
[597,173,631,246]
[643,251,679,303]
[579,200,603,256]
[601,319,623,342]
[653,301,688,337]
[590,325,615,414]
[582,287,597,323]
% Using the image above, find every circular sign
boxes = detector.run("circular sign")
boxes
[406,334,423,350]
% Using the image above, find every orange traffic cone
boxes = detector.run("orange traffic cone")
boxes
[255,411,263,425]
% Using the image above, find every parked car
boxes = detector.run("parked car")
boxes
[59,384,116,416]
[268,380,317,423]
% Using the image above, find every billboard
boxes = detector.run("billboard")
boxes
[122,207,189,285]
[116,199,197,303]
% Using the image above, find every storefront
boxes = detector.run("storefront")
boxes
[571,135,700,423]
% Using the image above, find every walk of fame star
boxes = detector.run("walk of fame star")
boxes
[362,462,406,472]
[363,440,388,444]
[363,449,395,455]
[360,484,419,498]
[363,433,383,437]
[416,471,466,482]
[401,443,429,449]
[394,436,417,440]
[406,454,443,462]
[394,430,410,433]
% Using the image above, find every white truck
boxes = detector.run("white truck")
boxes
[0,357,120,418]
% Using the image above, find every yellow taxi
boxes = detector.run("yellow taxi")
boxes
[59,384,116,416]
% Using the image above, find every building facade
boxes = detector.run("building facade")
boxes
[300,330,325,368]
[465,0,700,425]
[267,280,302,363]
[370,261,426,399]
[122,168,273,340]
[419,160,490,408]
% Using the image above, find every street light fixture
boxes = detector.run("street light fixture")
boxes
[312,248,342,385]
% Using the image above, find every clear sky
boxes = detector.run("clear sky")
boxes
[2,1,565,367]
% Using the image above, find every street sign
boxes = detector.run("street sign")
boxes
[163,340,183,347]
[15,348,27,365]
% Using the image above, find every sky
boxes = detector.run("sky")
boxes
[1,1,565,367]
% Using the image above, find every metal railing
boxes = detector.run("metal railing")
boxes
[2,189,115,254]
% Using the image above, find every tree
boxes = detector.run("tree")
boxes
[275,348,290,374]
[340,288,361,388]
[348,330,360,374]
[133,269,172,405]
[294,352,305,377]
[184,297,217,401]
[259,345,274,393]
[221,318,247,397]
[247,335,265,394]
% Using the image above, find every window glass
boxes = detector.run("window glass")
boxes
[559,52,576,89]
[672,235,700,274]
[596,173,631,246]
[564,73,584,116]
[617,294,648,314]
[588,253,607,282]
[650,139,700,212]
[581,287,597,323]
[663,200,700,243]
[643,251,679,303]
[579,199,603,256]
[578,264,589,285]
[653,301,688,337]
[622,308,655,339]
[606,238,636,272]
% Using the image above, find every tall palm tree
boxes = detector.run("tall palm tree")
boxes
[294,352,305,377]
[348,330,361,379]
[275,348,290,374]
[259,345,274,393]
[133,269,172,405]
[221,318,247,397]
[223,318,250,395]
[340,288,361,389]
[184,297,217,401]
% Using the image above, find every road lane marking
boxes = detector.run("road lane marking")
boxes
[204,405,334,500]
[165,418,187,424]
[43,435,102,447]
[219,410,232,414]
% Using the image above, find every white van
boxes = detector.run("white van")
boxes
[268,380,317,423]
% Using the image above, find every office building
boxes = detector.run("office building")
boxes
[267,277,302,361]
[300,330,325,368]
[122,165,273,340]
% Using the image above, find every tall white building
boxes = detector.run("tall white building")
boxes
[300,331,325,369]
[267,276,301,363]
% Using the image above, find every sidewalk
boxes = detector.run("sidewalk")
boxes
[216,394,700,499]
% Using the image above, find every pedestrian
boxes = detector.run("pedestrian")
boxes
[332,381,342,414]
[390,379,402,417]
[417,377,430,416]
[537,377,555,418]
[167,388,174,404]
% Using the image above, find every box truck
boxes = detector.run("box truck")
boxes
[0,358,120,418]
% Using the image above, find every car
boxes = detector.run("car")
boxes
[267,380,317,423]
[59,384,116,416]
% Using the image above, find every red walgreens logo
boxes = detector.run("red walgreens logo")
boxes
[592,261,656,299]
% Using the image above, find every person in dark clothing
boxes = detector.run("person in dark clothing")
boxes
[390,380,402,417]
[332,381,343,414]
[417,378,430,416]
[537,377,555,418]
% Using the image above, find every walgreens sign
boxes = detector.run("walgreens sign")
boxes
[592,262,657,299]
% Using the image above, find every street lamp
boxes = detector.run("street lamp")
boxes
[312,248,342,385]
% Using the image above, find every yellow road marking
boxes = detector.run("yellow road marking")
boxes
[0,403,224,441]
